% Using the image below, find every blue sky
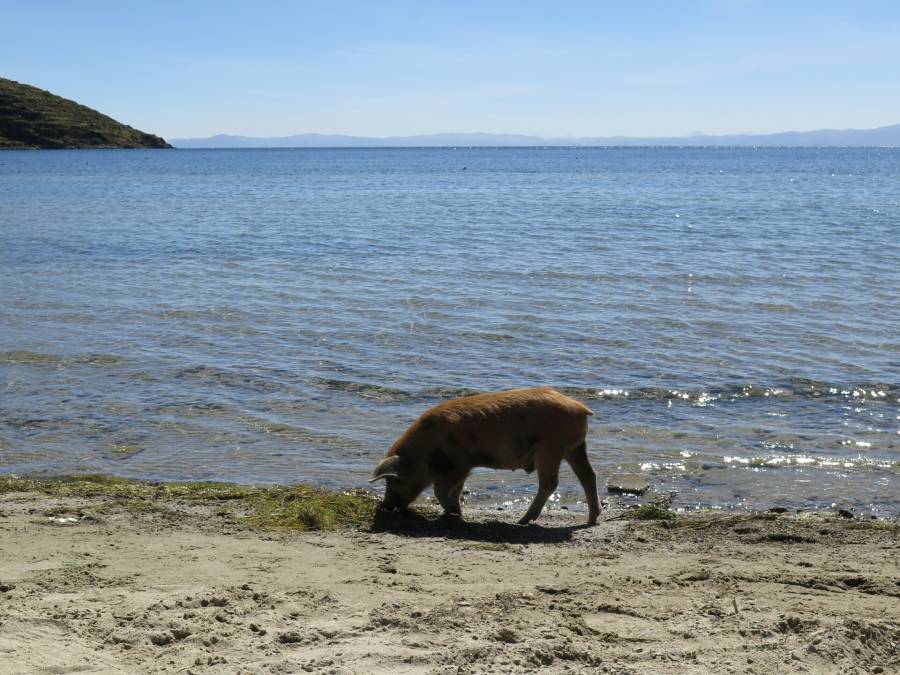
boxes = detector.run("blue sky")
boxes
[4,1,899,139]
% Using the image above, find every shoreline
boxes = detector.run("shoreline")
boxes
[3,469,897,522]
[1,476,898,673]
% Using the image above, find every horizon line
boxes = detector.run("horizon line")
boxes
[162,144,900,150]
[169,122,900,143]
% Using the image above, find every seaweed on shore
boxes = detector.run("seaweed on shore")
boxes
[0,474,378,532]
[623,503,677,521]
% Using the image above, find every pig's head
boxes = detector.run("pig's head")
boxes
[369,454,430,511]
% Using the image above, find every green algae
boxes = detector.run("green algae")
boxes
[624,504,677,521]
[0,474,377,532]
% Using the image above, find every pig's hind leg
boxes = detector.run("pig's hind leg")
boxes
[565,441,600,525]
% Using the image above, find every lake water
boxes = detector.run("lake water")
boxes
[1,147,897,516]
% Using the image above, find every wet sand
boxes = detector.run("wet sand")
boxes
[0,489,897,674]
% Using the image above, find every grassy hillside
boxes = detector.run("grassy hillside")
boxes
[0,77,171,149]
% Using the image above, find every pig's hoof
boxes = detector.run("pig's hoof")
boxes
[517,517,532,526]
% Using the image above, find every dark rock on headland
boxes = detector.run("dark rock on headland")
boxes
[0,77,171,149]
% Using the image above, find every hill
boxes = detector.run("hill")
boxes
[172,125,900,148]
[0,77,171,149]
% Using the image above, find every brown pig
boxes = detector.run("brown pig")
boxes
[370,387,600,525]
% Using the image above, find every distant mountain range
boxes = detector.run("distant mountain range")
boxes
[172,124,900,148]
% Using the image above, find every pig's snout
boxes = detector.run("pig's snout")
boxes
[379,491,404,512]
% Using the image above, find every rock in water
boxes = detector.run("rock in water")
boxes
[606,474,650,495]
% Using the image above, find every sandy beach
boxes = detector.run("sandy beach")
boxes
[0,482,897,675]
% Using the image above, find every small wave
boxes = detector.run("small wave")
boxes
[722,454,896,471]
[2,416,61,430]
[308,378,899,407]
[70,354,124,366]
[104,442,145,459]
[0,351,124,366]
[0,350,61,364]
[558,380,899,404]
[752,302,797,313]
[141,306,251,321]
[419,386,488,400]
[312,378,487,403]
[240,416,366,449]
[311,378,414,401]
[639,461,687,472]
[175,365,283,392]
[155,398,367,448]
[156,402,232,417]
[448,331,517,343]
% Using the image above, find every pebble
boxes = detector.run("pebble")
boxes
[149,633,173,646]
[171,627,191,641]
[494,628,520,644]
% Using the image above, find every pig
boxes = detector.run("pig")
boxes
[370,387,600,525]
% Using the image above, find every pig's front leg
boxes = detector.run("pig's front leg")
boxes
[434,473,468,516]
[518,454,560,525]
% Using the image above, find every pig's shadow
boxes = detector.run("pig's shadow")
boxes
[370,509,587,544]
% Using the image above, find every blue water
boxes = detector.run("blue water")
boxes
[1,147,898,515]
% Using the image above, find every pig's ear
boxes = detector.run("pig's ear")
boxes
[370,455,402,482]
